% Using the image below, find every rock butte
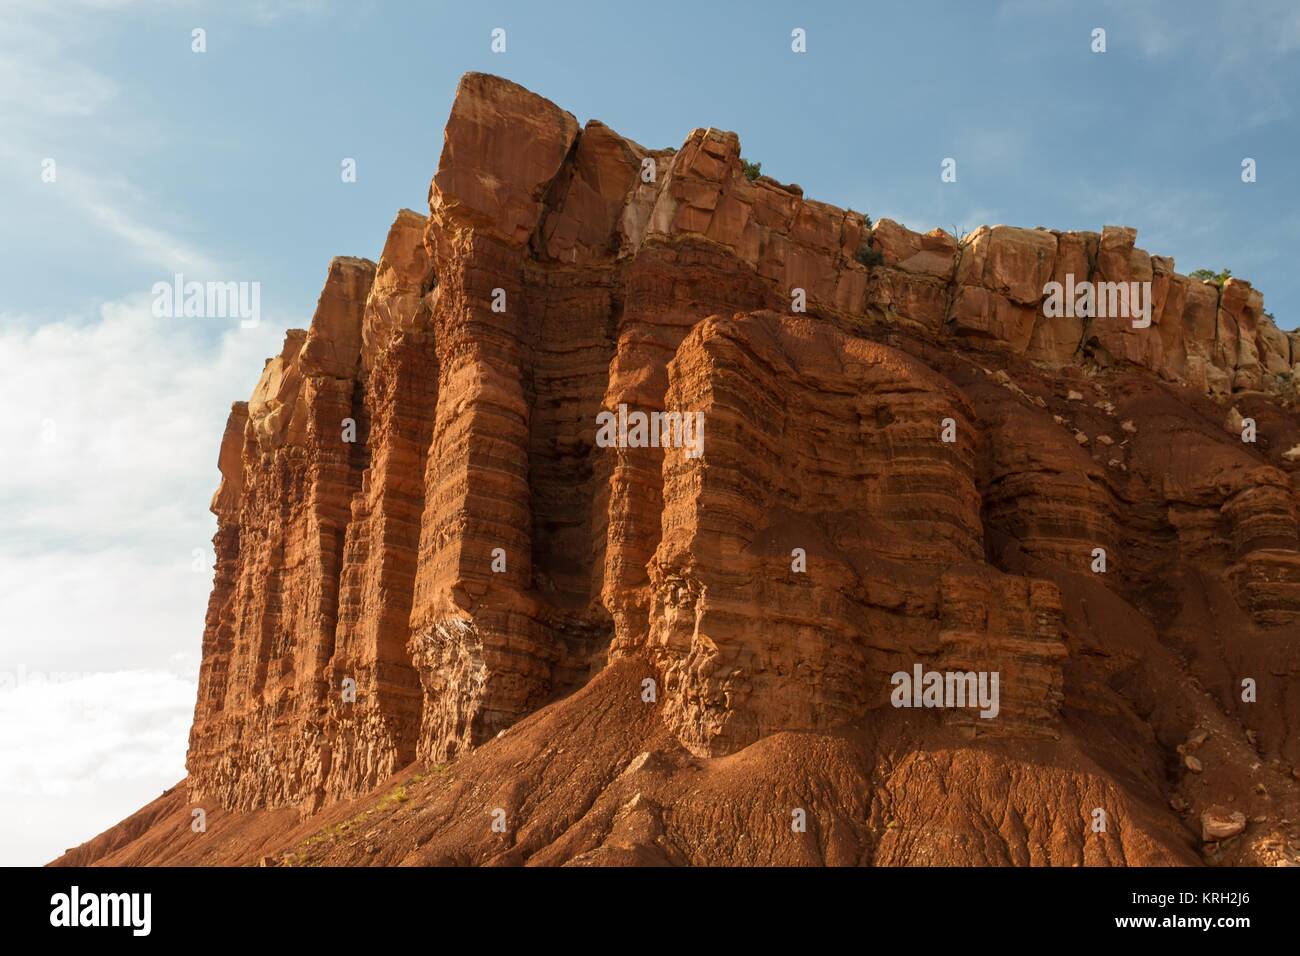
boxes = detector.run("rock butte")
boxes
[56,73,1300,867]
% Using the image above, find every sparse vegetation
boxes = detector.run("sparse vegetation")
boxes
[849,210,883,267]
[376,782,409,810]
[856,244,884,268]
[741,158,762,181]
[287,775,423,865]
[947,224,974,249]
[1269,370,1298,406]
[1190,267,1232,287]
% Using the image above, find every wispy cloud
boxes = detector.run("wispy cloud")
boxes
[0,43,117,119]
[0,0,230,277]
[247,0,329,23]
[1000,0,1300,129]
[1076,182,1223,249]
[81,188,228,276]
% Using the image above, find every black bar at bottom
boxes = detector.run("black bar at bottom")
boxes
[1,865,1286,942]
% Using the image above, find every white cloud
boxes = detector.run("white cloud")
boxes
[0,669,195,865]
[0,548,210,674]
[0,295,288,864]
[0,295,284,556]
[0,0,336,867]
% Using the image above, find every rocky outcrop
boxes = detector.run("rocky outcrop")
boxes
[323,211,435,801]
[190,256,376,811]
[163,73,1300,867]
[645,311,1066,754]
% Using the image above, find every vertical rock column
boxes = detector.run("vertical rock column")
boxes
[187,257,375,812]
[599,128,784,656]
[324,211,437,800]
[188,402,249,773]
[407,73,580,762]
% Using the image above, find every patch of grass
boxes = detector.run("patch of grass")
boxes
[376,783,409,811]
[292,808,371,857]
[290,772,440,862]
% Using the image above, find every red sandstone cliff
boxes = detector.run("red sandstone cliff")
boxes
[56,73,1300,867]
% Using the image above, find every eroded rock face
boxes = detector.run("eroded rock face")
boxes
[190,257,376,812]
[324,213,436,802]
[186,72,1300,831]
[644,311,1065,755]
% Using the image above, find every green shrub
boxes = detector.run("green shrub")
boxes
[856,245,884,268]
[741,158,762,181]
[1190,267,1232,286]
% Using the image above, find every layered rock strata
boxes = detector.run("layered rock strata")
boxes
[186,72,1300,821]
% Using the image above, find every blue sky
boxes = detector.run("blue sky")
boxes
[1,0,1298,865]
[5,0,1299,327]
